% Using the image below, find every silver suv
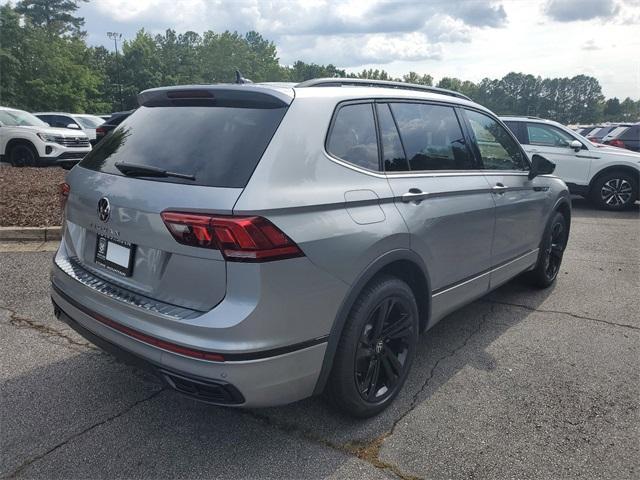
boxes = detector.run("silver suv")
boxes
[51,79,571,417]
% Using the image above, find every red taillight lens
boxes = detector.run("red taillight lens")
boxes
[607,139,626,149]
[161,212,304,262]
[59,182,70,210]
[96,126,106,136]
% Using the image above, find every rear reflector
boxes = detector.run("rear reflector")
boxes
[161,212,304,262]
[86,307,224,361]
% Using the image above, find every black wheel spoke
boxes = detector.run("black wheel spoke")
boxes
[380,353,399,383]
[366,358,381,401]
[382,313,412,340]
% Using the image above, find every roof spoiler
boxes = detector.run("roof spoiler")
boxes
[137,85,293,108]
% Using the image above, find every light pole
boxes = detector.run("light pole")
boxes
[107,32,123,111]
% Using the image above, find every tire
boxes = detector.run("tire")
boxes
[8,143,38,167]
[326,275,419,418]
[525,211,568,289]
[589,170,638,211]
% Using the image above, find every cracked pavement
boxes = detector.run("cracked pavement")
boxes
[1,198,638,479]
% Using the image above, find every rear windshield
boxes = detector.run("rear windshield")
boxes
[80,105,287,187]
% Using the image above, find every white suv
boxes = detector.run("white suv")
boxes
[0,106,92,168]
[502,116,640,210]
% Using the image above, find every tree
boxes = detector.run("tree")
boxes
[15,0,87,37]
[402,72,433,85]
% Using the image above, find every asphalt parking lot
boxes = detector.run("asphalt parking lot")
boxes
[1,198,638,480]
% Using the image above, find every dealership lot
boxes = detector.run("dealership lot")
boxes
[1,198,638,480]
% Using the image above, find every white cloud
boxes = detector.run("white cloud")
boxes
[79,0,640,98]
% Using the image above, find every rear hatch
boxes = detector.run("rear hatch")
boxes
[62,85,292,312]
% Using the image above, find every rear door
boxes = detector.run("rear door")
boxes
[63,89,291,312]
[462,110,548,286]
[381,101,494,321]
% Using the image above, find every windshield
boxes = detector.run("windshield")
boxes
[75,115,104,128]
[0,109,49,127]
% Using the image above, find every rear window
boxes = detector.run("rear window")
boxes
[80,105,287,187]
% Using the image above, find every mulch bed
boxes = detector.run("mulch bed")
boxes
[0,164,66,227]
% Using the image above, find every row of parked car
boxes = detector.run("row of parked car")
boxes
[0,106,132,168]
[573,123,640,152]
[0,101,638,210]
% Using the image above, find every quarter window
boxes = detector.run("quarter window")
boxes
[389,103,474,171]
[526,123,575,147]
[465,110,527,171]
[327,103,379,171]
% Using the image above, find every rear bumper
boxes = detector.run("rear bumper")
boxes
[50,285,328,408]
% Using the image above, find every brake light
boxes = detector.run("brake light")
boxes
[161,212,304,262]
[96,126,106,136]
[607,139,626,149]
[59,182,70,210]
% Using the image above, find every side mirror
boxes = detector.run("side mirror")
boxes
[529,154,556,180]
[569,140,582,152]
[67,123,80,129]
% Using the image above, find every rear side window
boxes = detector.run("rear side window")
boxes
[326,103,379,171]
[465,110,527,171]
[80,105,287,188]
[389,103,474,171]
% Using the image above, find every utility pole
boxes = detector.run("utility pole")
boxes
[107,32,124,111]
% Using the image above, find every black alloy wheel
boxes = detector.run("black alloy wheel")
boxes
[355,296,414,403]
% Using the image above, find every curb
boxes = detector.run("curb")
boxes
[0,226,62,242]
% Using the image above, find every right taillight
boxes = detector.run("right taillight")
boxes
[96,126,106,136]
[59,182,70,210]
[607,139,626,149]
[161,212,304,262]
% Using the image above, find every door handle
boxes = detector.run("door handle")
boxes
[491,183,508,194]
[401,188,430,203]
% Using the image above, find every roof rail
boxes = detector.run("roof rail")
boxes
[295,78,471,101]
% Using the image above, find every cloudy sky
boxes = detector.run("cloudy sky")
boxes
[79,0,640,98]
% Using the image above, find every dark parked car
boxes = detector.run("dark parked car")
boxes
[585,124,630,143]
[602,123,640,152]
[95,110,134,143]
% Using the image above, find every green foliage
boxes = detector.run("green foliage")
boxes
[1,1,638,123]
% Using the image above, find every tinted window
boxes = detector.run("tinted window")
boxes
[526,123,575,147]
[327,103,379,170]
[376,104,408,172]
[390,103,474,171]
[80,105,287,188]
[465,110,527,171]
[503,121,526,143]
[620,125,639,141]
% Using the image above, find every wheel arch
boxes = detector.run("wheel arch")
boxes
[553,196,572,238]
[5,138,38,157]
[589,165,640,199]
[313,249,431,395]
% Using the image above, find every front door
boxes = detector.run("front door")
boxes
[523,122,594,186]
[463,110,549,288]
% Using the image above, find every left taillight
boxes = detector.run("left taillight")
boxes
[160,212,304,262]
[59,182,70,210]
[607,139,626,149]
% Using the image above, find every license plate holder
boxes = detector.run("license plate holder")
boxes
[95,235,135,277]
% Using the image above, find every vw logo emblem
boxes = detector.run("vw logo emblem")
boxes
[97,197,111,222]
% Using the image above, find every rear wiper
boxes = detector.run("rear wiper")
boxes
[114,162,196,181]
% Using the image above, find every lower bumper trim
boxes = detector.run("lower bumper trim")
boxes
[52,299,245,405]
